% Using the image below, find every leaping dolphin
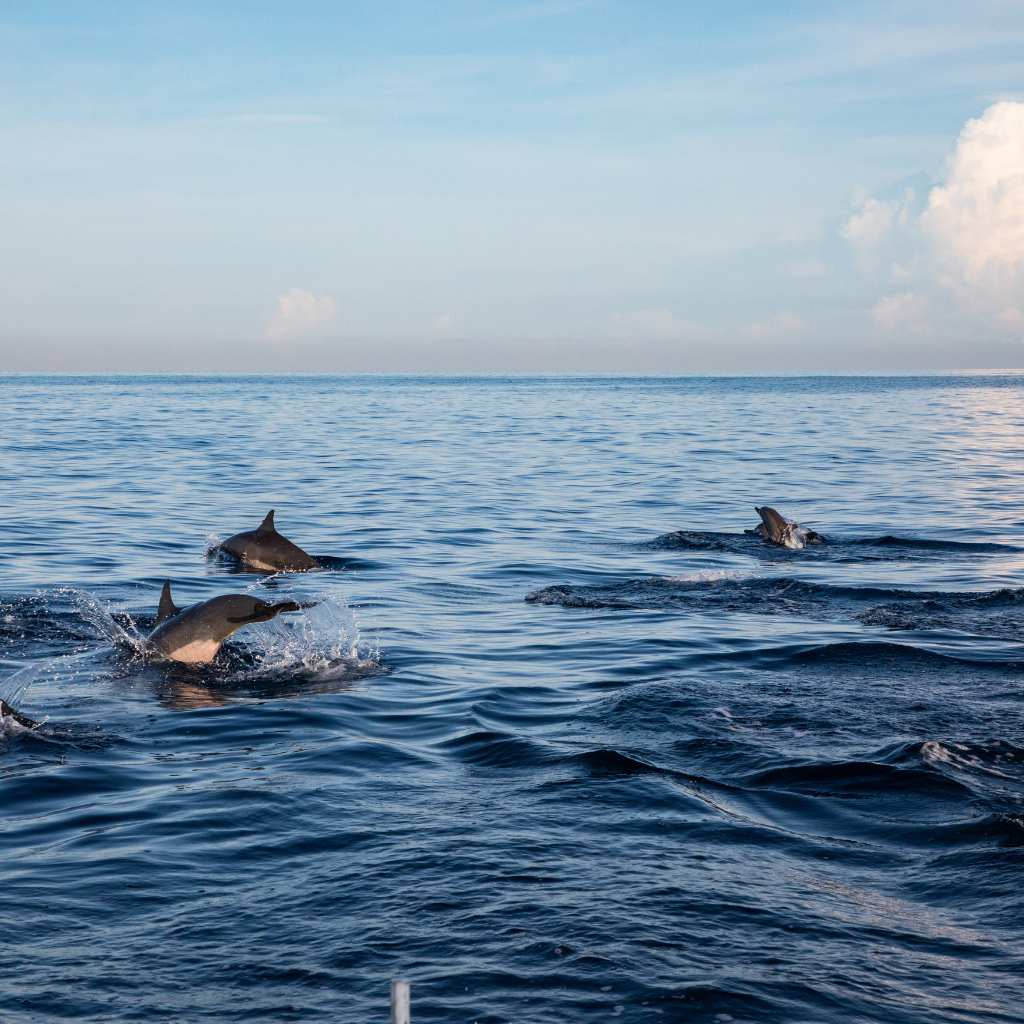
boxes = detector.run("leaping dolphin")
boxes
[216,510,319,572]
[752,506,825,550]
[0,699,39,730]
[147,581,310,665]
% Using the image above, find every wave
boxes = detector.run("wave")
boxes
[644,530,757,553]
[438,735,1024,857]
[742,756,975,799]
[526,575,922,612]
[646,529,1019,558]
[526,575,1024,642]
[780,639,1024,668]
[854,535,1020,553]
[438,729,556,768]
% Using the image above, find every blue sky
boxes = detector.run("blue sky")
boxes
[2,1,1023,371]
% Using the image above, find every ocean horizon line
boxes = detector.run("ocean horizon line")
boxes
[3,368,1024,380]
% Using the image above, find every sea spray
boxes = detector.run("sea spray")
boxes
[236,586,380,681]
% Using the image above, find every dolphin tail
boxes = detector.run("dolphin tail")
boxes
[157,581,181,624]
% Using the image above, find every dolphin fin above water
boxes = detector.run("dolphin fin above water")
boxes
[216,509,319,572]
[753,506,825,550]
[156,581,181,625]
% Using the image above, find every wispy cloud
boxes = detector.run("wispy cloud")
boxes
[872,292,931,334]
[230,113,328,125]
[265,288,337,341]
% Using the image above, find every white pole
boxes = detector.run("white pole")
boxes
[390,979,411,1024]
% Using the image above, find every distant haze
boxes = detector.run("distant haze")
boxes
[2,2,1023,373]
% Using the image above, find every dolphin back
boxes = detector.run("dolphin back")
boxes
[218,510,318,571]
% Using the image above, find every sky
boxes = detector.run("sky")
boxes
[1,1,1023,373]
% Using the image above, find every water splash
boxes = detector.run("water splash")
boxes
[0,699,41,737]
[61,587,147,652]
[234,586,380,682]
[0,588,146,709]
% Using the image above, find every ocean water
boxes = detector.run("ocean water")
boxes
[2,374,1023,1023]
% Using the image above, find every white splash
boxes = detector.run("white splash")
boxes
[0,701,38,737]
[236,587,380,681]
[785,525,813,551]
[661,569,749,584]
[0,588,149,721]
[62,587,147,652]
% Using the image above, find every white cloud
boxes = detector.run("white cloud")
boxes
[872,292,931,334]
[842,190,914,249]
[922,100,1024,323]
[432,312,455,333]
[264,288,337,341]
[844,101,1024,339]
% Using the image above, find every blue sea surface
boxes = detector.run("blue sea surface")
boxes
[2,374,1023,1023]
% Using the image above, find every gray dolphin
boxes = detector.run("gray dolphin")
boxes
[752,506,826,550]
[147,581,310,665]
[217,510,319,572]
[0,699,39,730]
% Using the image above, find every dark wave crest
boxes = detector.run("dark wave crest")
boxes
[527,576,1024,644]
[647,529,1020,559]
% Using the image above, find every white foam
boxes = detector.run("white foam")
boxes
[661,569,750,584]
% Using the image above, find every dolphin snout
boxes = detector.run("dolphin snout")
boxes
[228,601,316,624]
[271,600,316,615]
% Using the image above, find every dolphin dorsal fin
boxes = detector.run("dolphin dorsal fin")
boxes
[156,581,180,624]
[257,509,277,534]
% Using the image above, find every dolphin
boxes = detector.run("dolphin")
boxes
[0,699,39,730]
[216,510,319,572]
[147,581,310,665]
[752,506,825,550]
